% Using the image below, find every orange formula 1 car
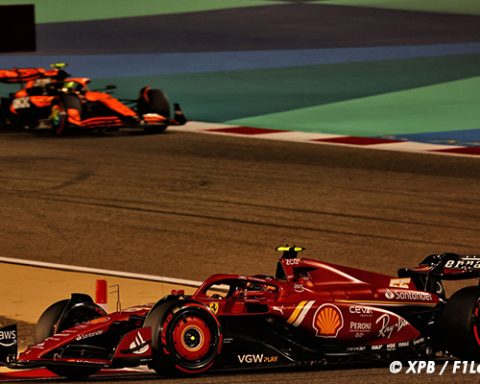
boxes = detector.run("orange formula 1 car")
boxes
[0,64,186,135]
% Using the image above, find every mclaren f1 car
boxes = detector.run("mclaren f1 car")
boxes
[0,63,186,135]
[2,247,480,379]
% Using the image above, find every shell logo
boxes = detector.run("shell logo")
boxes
[313,304,344,338]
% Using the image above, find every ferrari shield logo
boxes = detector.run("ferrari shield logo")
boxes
[209,302,219,314]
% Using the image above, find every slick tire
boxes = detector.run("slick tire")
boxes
[440,286,480,360]
[34,299,104,379]
[137,87,170,119]
[143,124,167,134]
[34,300,69,343]
[138,87,170,133]
[46,365,101,380]
[0,98,6,128]
[144,302,221,376]
[50,94,81,136]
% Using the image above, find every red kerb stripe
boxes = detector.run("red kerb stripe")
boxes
[433,147,480,156]
[313,136,403,146]
[207,126,287,135]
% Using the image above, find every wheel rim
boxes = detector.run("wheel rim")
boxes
[171,315,212,362]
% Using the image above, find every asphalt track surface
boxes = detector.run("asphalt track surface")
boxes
[1,128,480,383]
[36,4,480,54]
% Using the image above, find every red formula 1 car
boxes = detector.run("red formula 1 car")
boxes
[0,64,186,135]
[2,247,480,379]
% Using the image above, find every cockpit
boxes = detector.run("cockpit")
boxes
[196,276,279,301]
[194,276,280,315]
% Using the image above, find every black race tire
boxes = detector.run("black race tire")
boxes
[147,89,170,118]
[34,298,104,379]
[50,95,81,136]
[46,365,102,380]
[143,125,167,134]
[144,302,221,376]
[34,300,69,343]
[0,98,7,128]
[441,286,480,360]
[137,87,170,118]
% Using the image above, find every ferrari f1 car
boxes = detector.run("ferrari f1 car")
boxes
[2,247,480,379]
[0,63,186,135]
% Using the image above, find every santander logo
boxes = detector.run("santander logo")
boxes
[385,289,395,300]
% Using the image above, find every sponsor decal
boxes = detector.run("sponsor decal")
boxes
[389,278,411,288]
[285,258,300,266]
[272,305,285,315]
[209,302,219,314]
[349,306,373,317]
[387,343,396,351]
[237,354,278,364]
[75,329,104,341]
[413,337,425,346]
[161,312,174,346]
[293,283,305,293]
[376,314,407,339]
[287,300,315,327]
[0,328,16,348]
[313,304,344,338]
[370,341,410,351]
[349,320,371,338]
[12,97,30,109]
[129,331,149,355]
[347,346,366,352]
[445,257,480,269]
[385,289,432,302]
[349,321,372,332]
[385,289,395,300]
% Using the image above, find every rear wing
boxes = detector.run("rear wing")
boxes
[399,253,480,282]
[0,65,68,84]
[397,253,480,298]
[0,68,48,84]
[419,253,480,280]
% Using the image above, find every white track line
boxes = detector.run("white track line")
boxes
[0,256,202,288]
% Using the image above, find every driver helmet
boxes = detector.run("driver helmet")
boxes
[62,81,84,94]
